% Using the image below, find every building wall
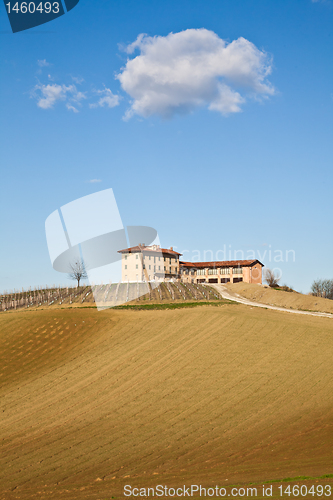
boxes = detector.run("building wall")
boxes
[181,267,238,284]
[160,254,179,278]
[143,252,164,280]
[122,253,143,282]
[242,264,262,284]
[121,249,180,282]
[249,263,263,284]
[180,263,262,285]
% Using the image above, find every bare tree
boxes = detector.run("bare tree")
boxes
[322,279,333,299]
[264,268,280,288]
[68,259,88,287]
[311,279,322,297]
[311,279,333,300]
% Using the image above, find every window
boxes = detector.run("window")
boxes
[136,254,138,259]
[125,255,127,260]
[164,266,166,271]
[208,268,217,275]
[233,267,242,274]
[220,268,229,275]
[169,267,172,273]
[136,264,138,269]
[197,269,206,275]
[149,265,151,270]
[149,256,151,260]
[125,265,127,270]
[154,256,156,263]
[169,257,172,264]
[158,266,160,271]
[154,266,156,272]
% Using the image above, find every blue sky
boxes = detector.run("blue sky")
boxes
[0,0,332,293]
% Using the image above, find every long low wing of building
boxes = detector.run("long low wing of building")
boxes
[180,259,264,284]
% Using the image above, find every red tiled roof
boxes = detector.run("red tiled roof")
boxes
[118,245,182,256]
[180,260,263,268]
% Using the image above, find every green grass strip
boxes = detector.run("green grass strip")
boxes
[107,300,234,310]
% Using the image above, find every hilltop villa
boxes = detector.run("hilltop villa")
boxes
[118,245,263,285]
[118,245,181,282]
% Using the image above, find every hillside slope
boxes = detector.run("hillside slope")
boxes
[225,282,333,314]
[0,305,332,499]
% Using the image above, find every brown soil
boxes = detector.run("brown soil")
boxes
[0,305,332,499]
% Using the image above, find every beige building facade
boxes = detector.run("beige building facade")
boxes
[118,245,181,282]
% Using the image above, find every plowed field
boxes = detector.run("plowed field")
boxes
[0,304,332,499]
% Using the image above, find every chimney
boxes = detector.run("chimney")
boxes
[170,246,173,251]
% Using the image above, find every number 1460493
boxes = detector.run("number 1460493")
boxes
[277,484,331,497]
[5,2,60,14]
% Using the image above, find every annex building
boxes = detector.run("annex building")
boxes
[118,245,264,285]
[180,259,263,285]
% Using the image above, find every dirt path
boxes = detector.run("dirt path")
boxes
[211,284,333,319]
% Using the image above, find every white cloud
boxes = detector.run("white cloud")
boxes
[32,83,86,111]
[66,103,79,113]
[90,88,121,109]
[33,83,69,109]
[72,90,87,102]
[32,63,119,113]
[72,76,85,84]
[87,179,102,183]
[37,59,50,67]
[117,28,275,119]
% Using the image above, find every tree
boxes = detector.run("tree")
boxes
[311,279,333,300]
[67,259,88,287]
[264,268,280,288]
